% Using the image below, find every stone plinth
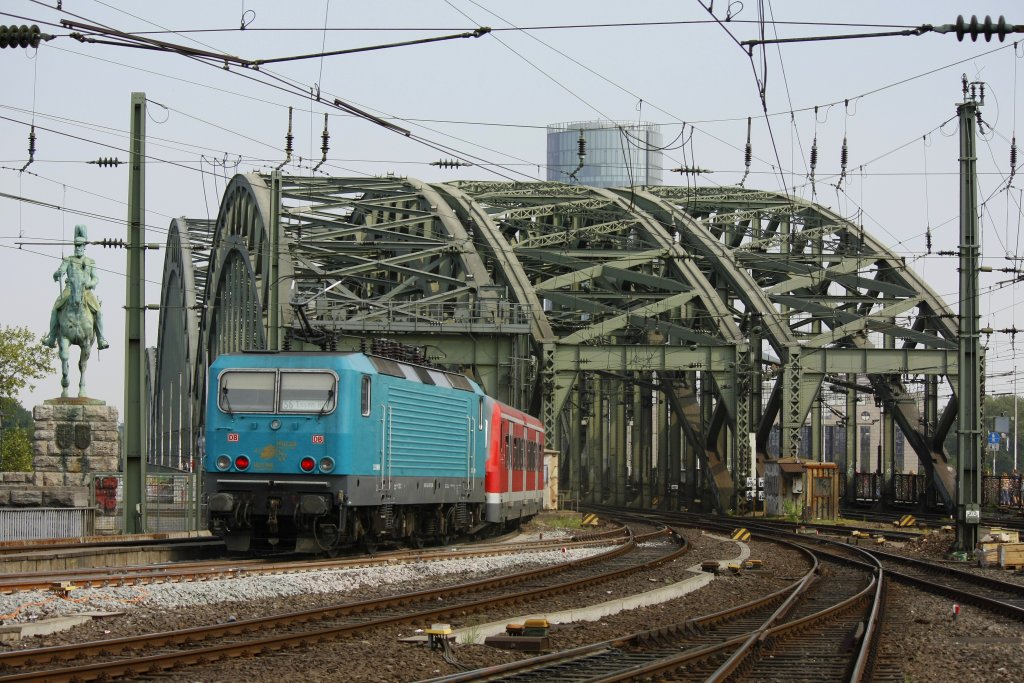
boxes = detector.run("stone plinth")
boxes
[0,399,121,508]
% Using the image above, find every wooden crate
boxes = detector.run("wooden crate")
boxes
[984,528,1020,543]
[998,542,1024,569]
[977,547,999,568]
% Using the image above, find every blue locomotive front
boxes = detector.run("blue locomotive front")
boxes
[204,351,491,553]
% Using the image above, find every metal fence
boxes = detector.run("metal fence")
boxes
[146,472,202,532]
[92,472,203,535]
[982,474,1024,510]
[0,507,95,542]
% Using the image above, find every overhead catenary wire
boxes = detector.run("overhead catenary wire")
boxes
[6,16,1015,192]
[4,5,1019,413]
[4,4,1019,248]
[18,5,539,181]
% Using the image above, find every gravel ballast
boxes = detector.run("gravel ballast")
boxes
[2,521,1022,682]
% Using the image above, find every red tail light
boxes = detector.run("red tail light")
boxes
[234,455,250,471]
[300,457,316,472]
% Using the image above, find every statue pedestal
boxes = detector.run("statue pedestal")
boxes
[0,399,120,509]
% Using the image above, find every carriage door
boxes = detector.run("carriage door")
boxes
[513,422,525,495]
[501,418,512,497]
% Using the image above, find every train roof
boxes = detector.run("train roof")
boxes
[210,350,484,394]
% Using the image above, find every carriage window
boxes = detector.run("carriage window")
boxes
[219,371,275,413]
[280,371,336,413]
[361,375,371,416]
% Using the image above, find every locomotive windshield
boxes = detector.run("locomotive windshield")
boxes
[218,370,275,412]
[280,371,336,413]
[217,369,337,413]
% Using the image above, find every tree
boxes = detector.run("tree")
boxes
[0,397,31,429]
[0,397,34,472]
[0,426,32,472]
[0,325,54,398]
[984,393,1021,475]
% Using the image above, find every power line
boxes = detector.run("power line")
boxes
[99,19,926,37]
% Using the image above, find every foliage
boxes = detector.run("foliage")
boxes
[781,499,801,522]
[0,397,34,471]
[543,513,584,529]
[983,394,1021,474]
[1,427,33,472]
[0,326,54,398]
[0,397,31,430]
[461,622,482,645]
[941,394,1024,474]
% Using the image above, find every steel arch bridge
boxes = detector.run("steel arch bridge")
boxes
[151,174,962,514]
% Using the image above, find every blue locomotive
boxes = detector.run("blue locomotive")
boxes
[204,351,546,553]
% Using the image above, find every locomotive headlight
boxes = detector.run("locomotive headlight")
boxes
[234,455,251,471]
[215,455,231,471]
[299,456,316,472]
[269,419,281,430]
[319,456,335,473]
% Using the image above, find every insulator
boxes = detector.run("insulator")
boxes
[955,14,1012,43]
[95,237,127,248]
[19,124,36,172]
[320,113,330,158]
[840,137,848,171]
[430,159,471,169]
[925,227,932,254]
[284,107,294,156]
[1010,136,1018,187]
[809,137,818,171]
[577,130,586,159]
[0,25,42,49]
[88,157,121,167]
[744,117,752,167]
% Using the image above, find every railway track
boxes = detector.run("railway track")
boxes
[412,508,1024,682]
[0,526,682,682]
[807,537,1024,619]
[0,526,627,594]
[418,538,881,682]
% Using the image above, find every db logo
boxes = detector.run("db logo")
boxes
[227,433,239,442]
[312,434,325,444]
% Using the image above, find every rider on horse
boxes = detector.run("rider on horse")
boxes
[42,224,110,350]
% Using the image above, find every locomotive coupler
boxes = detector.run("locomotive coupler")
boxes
[267,497,281,536]
[337,492,348,540]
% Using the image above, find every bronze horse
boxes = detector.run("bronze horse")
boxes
[55,262,96,398]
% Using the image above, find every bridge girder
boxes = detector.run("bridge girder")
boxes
[152,176,963,513]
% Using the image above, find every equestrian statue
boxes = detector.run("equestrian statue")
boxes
[42,224,110,398]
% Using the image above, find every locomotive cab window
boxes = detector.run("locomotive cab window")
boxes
[280,371,337,413]
[361,375,371,416]
[219,371,275,413]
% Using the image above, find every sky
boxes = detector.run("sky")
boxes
[3,1,1024,418]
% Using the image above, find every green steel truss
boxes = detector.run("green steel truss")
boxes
[152,176,962,512]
